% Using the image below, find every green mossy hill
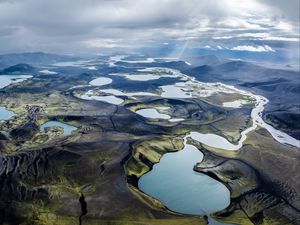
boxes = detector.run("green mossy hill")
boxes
[126,136,184,178]
[193,128,300,225]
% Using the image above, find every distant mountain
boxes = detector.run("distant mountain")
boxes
[188,65,213,75]
[0,52,78,67]
[185,60,299,83]
[181,55,228,67]
[184,59,300,138]
[1,64,35,74]
[115,60,191,71]
[215,61,259,72]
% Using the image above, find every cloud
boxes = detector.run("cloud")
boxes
[257,0,300,22]
[0,0,298,54]
[84,38,131,48]
[231,45,275,52]
[213,33,299,42]
[260,36,299,42]
[215,18,265,30]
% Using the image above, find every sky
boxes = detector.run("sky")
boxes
[0,0,299,64]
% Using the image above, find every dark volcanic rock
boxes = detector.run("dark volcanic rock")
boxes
[193,132,300,225]
[0,132,8,141]
[0,147,81,224]
[10,120,39,142]
[1,64,34,74]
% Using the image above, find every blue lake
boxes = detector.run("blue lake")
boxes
[0,106,16,121]
[138,138,231,223]
[0,75,32,89]
[40,121,77,135]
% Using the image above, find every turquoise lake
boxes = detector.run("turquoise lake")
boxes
[40,121,77,135]
[0,107,16,121]
[138,138,231,223]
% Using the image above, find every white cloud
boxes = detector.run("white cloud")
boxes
[213,36,233,40]
[0,0,298,53]
[84,39,131,48]
[216,18,264,30]
[260,36,299,42]
[237,33,269,38]
[213,32,299,42]
[231,45,275,52]
[275,21,293,32]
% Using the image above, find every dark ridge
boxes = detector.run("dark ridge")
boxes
[189,65,213,74]
[240,78,290,88]
[139,154,154,169]
[9,120,39,142]
[0,52,79,67]
[250,211,264,225]
[126,175,139,188]
[215,61,260,72]
[1,64,34,74]
[79,193,88,225]
[0,133,8,141]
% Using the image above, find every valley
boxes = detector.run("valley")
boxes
[0,53,299,225]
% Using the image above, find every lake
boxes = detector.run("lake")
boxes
[139,137,230,216]
[40,121,77,135]
[0,106,15,121]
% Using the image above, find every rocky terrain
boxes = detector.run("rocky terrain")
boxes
[0,53,299,225]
